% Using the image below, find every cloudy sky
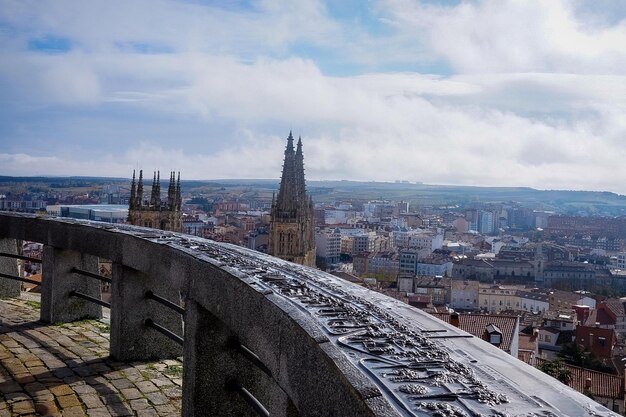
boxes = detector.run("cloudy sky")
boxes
[1,0,625,193]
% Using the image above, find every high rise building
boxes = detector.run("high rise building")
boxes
[128,170,183,232]
[478,211,494,234]
[268,132,316,266]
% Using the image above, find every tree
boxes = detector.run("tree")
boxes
[558,342,615,374]
[539,359,572,384]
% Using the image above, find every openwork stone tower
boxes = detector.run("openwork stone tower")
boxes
[269,132,316,266]
[128,170,183,232]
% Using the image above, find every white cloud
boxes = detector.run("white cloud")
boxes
[0,0,341,56]
[383,0,626,74]
[0,0,625,194]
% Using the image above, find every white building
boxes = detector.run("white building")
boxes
[339,231,377,255]
[415,259,453,277]
[392,229,443,252]
[450,280,479,311]
[479,211,494,234]
[316,229,341,265]
[367,252,399,278]
[517,291,549,313]
[50,204,128,224]
[324,209,356,225]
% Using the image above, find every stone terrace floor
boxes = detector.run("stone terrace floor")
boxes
[0,298,182,417]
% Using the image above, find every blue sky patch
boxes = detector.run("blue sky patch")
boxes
[115,41,175,54]
[28,36,72,53]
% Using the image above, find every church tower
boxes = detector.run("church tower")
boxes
[269,132,316,266]
[128,170,183,232]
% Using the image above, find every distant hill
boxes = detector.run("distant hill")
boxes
[1,176,624,216]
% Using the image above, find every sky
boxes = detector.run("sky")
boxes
[0,0,625,194]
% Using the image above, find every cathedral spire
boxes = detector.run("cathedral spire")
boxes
[167,171,175,209]
[276,131,298,215]
[129,170,137,210]
[295,136,306,204]
[136,170,144,208]
[150,171,161,207]
[287,130,294,152]
[127,169,182,233]
[154,171,161,206]
[269,131,316,266]
[175,172,181,211]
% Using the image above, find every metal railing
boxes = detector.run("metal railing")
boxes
[71,267,111,284]
[227,337,272,377]
[145,290,185,315]
[143,290,185,345]
[69,290,111,308]
[0,272,41,286]
[144,318,184,345]
[225,378,270,417]
[0,252,42,263]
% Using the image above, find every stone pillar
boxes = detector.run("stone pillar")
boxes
[41,246,102,323]
[110,264,183,361]
[182,300,295,417]
[0,238,21,298]
[182,299,248,416]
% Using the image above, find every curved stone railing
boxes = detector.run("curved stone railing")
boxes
[0,212,619,417]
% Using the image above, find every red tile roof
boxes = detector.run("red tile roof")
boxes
[432,312,518,352]
[536,358,623,399]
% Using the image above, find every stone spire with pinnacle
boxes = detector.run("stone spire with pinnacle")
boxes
[136,170,144,208]
[275,131,298,217]
[167,172,175,209]
[127,169,182,233]
[175,172,181,210]
[150,171,161,207]
[129,170,137,210]
[295,135,307,205]
[269,131,316,267]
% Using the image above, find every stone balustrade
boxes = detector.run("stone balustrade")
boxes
[0,212,618,417]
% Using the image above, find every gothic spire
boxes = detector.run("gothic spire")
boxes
[129,170,136,210]
[136,170,144,208]
[154,171,161,206]
[167,171,175,209]
[175,172,181,211]
[268,131,316,266]
[150,171,161,207]
[295,136,306,204]
[275,131,298,216]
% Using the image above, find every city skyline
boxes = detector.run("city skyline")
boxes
[1,1,625,194]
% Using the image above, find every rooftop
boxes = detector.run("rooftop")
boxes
[431,312,519,352]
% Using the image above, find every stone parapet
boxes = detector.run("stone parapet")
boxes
[0,212,619,417]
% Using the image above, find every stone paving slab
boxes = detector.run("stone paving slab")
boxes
[0,298,182,417]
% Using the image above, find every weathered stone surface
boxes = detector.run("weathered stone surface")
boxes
[0,299,181,417]
[41,246,101,323]
[57,393,81,408]
[109,265,182,361]
[0,238,20,298]
[0,213,620,417]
